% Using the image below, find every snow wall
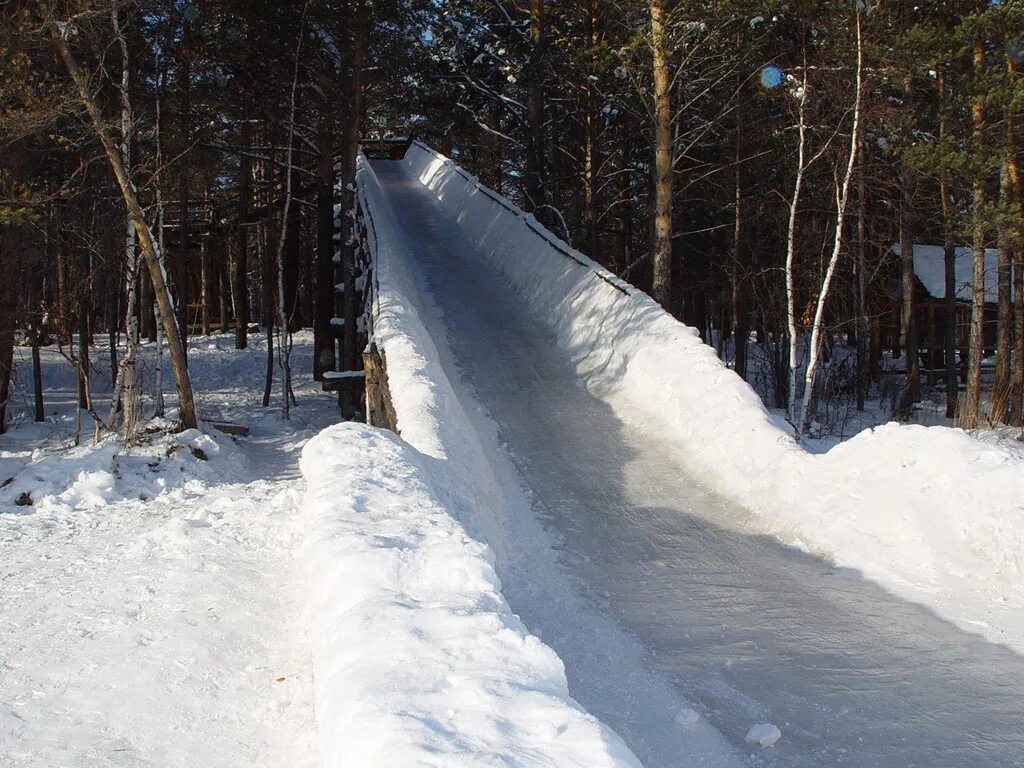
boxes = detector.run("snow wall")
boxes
[299,155,641,768]
[404,140,1024,615]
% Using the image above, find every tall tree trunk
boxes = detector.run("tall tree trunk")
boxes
[797,7,863,437]
[200,213,212,336]
[31,328,44,422]
[177,39,191,363]
[994,159,1014,423]
[963,27,987,429]
[0,225,21,434]
[899,74,920,416]
[524,0,546,215]
[939,69,959,419]
[582,0,599,258]
[488,102,503,191]
[855,129,869,411]
[650,0,673,311]
[218,243,230,333]
[55,201,71,344]
[262,220,275,408]
[51,25,197,430]
[235,123,251,349]
[314,112,336,379]
[26,245,44,423]
[733,129,748,381]
[339,0,367,416]
[617,134,632,274]
[282,120,302,331]
[785,68,810,425]
[77,249,91,410]
[1009,60,1024,427]
[274,1,311,419]
[139,258,155,341]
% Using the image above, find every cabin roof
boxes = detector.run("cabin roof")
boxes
[891,244,1005,304]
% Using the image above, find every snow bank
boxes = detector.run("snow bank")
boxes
[404,141,1024,636]
[1,426,233,514]
[301,424,639,767]
[297,156,640,767]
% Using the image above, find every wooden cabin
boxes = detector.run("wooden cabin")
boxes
[872,244,1007,384]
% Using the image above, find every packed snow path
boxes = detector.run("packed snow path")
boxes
[372,160,1024,768]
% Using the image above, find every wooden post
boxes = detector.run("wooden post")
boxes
[363,344,397,431]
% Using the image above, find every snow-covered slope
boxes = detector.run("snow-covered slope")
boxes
[298,155,641,767]
[404,141,1024,650]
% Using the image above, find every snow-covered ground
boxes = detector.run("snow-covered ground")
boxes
[1,333,328,768]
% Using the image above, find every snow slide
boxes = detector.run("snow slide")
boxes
[298,155,642,767]
[403,141,1024,650]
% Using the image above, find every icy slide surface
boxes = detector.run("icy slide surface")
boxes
[371,161,1024,768]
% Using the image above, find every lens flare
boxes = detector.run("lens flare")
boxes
[760,65,783,89]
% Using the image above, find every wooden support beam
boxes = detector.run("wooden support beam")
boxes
[321,369,365,392]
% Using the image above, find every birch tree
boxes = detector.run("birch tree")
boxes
[797,5,864,437]
[49,20,198,431]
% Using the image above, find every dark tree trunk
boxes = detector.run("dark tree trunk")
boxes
[1006,60,1024,427]
[262,221,276,408]
[650,0,673,311]
[139,260,155,341]
[200,227,212,336]
[732,137,748,381]
[524,0,546,215]
[218,240,230,333]
[77,251,91,410]
[855,136,869,411]
[176,45,191,364]
[0,225,21,434]
[994,160,1014,423]
[107,284,118,396]
[235,124,251,349]
[31,328,44,422]
[338,0,367,416]
[1007,59,1024,427]
[487,103,503,191]
[582,0,599,259]
[617,135,631,274]
[939,70,959,419]
[282,125,302,330]
[314,123,336,380]
[899,77,920,416]
[963,28,986,429]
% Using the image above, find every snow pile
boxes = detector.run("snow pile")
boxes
[404,141,1024,641]
[301,424,640,767]
[296,156,640,767]
[1,426,232,513]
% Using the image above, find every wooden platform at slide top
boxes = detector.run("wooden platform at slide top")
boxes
[361,137,412,160]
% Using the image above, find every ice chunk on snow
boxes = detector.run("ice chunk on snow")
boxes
[674,707,700,726]
[745,723,781,748]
